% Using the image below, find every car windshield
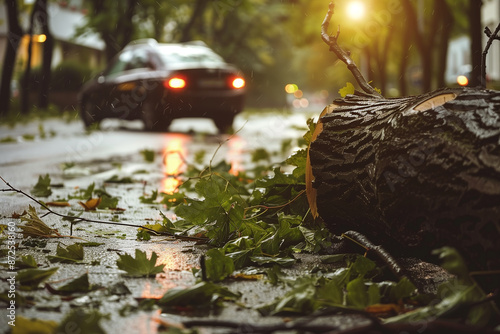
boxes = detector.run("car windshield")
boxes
[157,45,225,65]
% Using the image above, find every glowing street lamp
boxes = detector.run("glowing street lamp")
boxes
[346,1,366,20]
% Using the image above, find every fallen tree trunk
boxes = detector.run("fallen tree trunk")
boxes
[306,87,500,271]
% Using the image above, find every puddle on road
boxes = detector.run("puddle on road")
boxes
[160,133,247,194]
[162,133,190,194]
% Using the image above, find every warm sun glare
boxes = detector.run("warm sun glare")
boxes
[346,1,366,20]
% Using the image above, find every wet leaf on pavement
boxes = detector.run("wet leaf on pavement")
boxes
[17,267,59,290]
[116,249,165,277]
[30,174,52,197]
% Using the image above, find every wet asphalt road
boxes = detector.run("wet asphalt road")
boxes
[0,111,321,333]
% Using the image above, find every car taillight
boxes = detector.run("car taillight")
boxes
[165,77,186,89]
[231,77,245,89]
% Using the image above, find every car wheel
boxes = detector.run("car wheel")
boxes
[81,100,100,128]
[213,114,235,133]
[142,100,170,132]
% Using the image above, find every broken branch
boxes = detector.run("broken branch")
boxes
[321,2,383,98]
[0,175,208,243]
[482,23,500,88]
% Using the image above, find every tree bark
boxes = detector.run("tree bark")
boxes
[0,0,23,115]
[307,88,500,271]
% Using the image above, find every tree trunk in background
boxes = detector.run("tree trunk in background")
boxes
[307,88,500,271]
[0,0,23,115]
[38,0,53,109]
[21,2,38,115]
[398,23,411,96]
[436,0,452,88]
[180,0,209,42]
[469,0,483,87]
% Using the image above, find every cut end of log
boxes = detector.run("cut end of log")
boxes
[412,93,458,111]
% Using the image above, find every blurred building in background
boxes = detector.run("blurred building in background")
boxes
[446,0,500,85]
[0,0,104,72]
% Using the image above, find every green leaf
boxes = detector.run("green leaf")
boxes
[160,191,186,207]
[15,255,38,269]
[250,256,296,267]
[286,149,307,180]
[158,281,240,309]
[140,189,158,204]
[302,118,317,146]
[346,277,368,308]
[57,309,108,334]
[31,174,52,197]
[252,148,271,163]
[17,267,59,290]
[97,193,119,209]
[338,82,355,98]
[140,149,155,162]
[259,213,304,256]
[136,229,151,241]
[352,255,376,277]
[48,243,84,263]
[432,247,469,281]
[116,249,165,277]
[50,273,92,294]
[316,279,343,305]
[257,276,319,315]
[104,175,134,183]
[389,277,416,301]
[367,283,381,305]
[204,249,235,282]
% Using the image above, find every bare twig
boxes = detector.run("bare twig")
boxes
[0,175,208,243]
[341,230,404,278]
[321,2,383,98]
[482,23,500,88]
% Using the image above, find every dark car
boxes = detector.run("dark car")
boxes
[79,39,246,132]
